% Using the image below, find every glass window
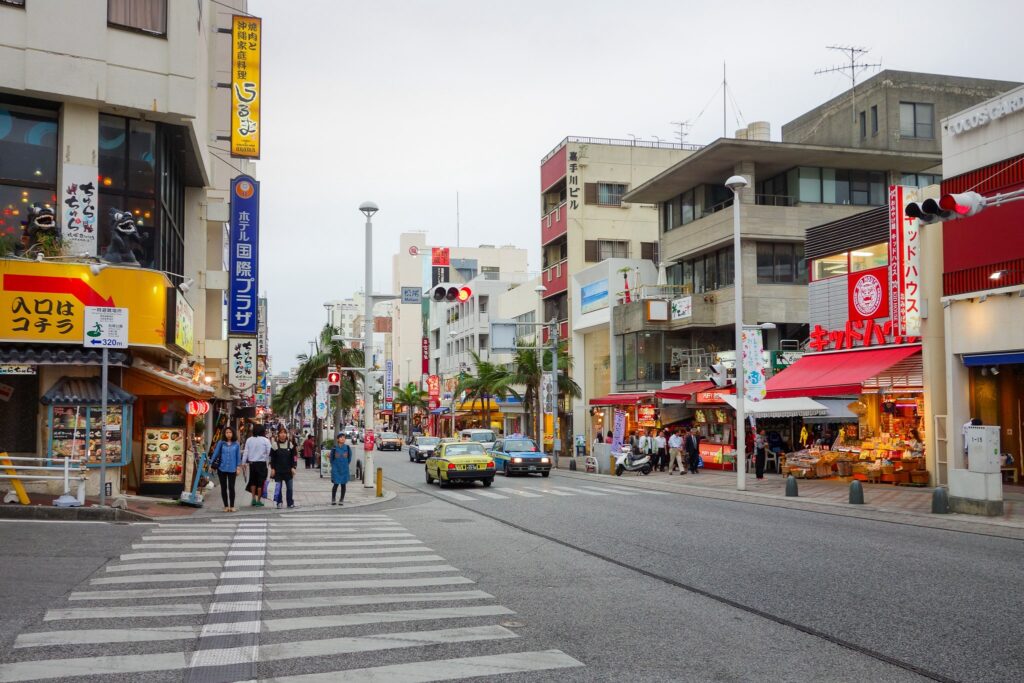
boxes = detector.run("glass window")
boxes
[98,115,127,191]
[681,189,695,224]
[900,102,934,139]
[597,183,627,206]
[108,0,167,36]
[0,106,58,186]
[869,172,886,205]
[598,240,628,260]
[682,260,693,292]
[717,249,733,288]
[812,253,849,280]
[900,172,942,188]
[850,170,869,205]
[795,243,807,285]
[859,111,866,139]
[798,167,821,203]
[615,336,624,382]
[756,243,775,283]
[623,333,637,381]
[871,106,879,135]
[774,243,795,283]
[704,252,717,291]
[128,120,156,194]
[850,243,887,272]
[638,332,662,382]
[822,168,837,204]
[666,263,682,286]
[693,258,704,294]
[0,186,57,245]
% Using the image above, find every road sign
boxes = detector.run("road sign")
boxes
[408,246,419,256]
[83,307,129,349]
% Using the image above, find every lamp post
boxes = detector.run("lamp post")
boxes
[359,201,378,486]
[534,284,547,446]
[725,174,749,491]
[324,303,332,327]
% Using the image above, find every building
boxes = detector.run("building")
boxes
[935,84,1024,514]
[0,0,255,498]
[539,137,698,440]
[325,298,359,341]
[389,231,528,389]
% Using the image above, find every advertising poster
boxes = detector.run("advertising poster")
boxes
[315,379,329,419]
[671,296,693,320]
[228,176,260,335]
[231,15,262,158]
[142,427,185,483]
[228,337,256,391]
[741,328,766,403]
[610,409,626,452]
[60,164,98,256]
[580,279,609,314]
[50,405,122,465]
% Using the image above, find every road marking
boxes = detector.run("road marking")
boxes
[263,590,494,612]
[580,485,639,496]
[90,572,218,585]
[435,490,474,501]
[223,559,267,567]
[257,624,516,660]
[551,486,604,496]
[266,564,457,579]
[220,570,264,579]
[132,539,419,550]
[268,554,446,567]
[106,560,222,572]
[69,586,211,601]
[199,620,261,637]
[208,600,262,613]
[264,576,475,592]
[504,489,542,498]
[261,605,514,633]
[16,626,198,648]
[266,546,434,557]
[118,551,227,560]
[0,651,188,682]
[264,649,584,683]
[214,584,262,595]
[465,490,508,499]
[540,488,575,496]
[45,604,205,621]
[271,533,415,542]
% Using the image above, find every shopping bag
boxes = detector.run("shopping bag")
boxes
[274,481,282,504]
[262,479,269,499]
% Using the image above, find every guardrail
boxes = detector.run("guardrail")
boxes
[0,453,89,507]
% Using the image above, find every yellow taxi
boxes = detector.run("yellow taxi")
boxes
[424,441,496,488]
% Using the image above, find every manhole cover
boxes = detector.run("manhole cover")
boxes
[437,518,473,524]
[500,620,525,628]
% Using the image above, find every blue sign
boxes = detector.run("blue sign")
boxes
[581,278,609,314]
[384,359,394,401]
[401,286,421,304]
[229,176,259,335]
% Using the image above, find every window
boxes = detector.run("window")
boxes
[859,111,867,139]
[0,103,58,242]
[641,241,658,263]
[756,243,807,284]
[585,239,629,262]
[900,102,934,139]
[900,172,942,188]
[871,106,878,135]
[596,182,628,206]
[850,242,887,272]
[662,187,700,231]
[789,166,885,206]
[812,253,849,280]
[480,265,499,280]
[108,0,167,35]
[798,167,822,203]
[676,247,733,293]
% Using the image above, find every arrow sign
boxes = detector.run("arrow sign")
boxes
[3,275,115,307]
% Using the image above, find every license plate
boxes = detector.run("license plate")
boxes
[528,466,536,471]
[465,464,477,471]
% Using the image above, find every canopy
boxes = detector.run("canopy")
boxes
[655,381,714,401]
[41,377,136,406]
[0,344,129,367]
[129,358,216,399]
[589,392,654,406]
[720,395,828,418]
[455,398,502,412]
[962,351,1024,367]
[429,406,450,415]
[765,345,921,398]
[801,398,860,423]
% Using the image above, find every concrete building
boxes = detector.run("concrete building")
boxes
[325,298,359,341]
[0,0,253,497]
[389,231,528,389]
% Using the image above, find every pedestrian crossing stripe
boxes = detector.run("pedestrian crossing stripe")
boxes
[432,484,672,501]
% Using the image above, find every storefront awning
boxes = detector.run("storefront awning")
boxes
[40,377,136,405]
[128,358,216,399]
[589,392,654,406]
[800,398,860,423]
[430,406,450,415]
[0,344,129,366]
[655,381,715,401]
[766,345,921,398]
[455,398,502,412]
[962,351,1024,367]
[720,395,828,418]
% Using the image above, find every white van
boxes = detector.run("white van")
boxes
[460,428,498,451]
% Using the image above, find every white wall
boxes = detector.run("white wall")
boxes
[942,85,1024,177]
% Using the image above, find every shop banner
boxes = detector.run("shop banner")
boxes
[580,279,609,314]
[228,337,256,391]
[303,398,313,424]
[166,289,194,355]
[638,404,657,427]
[229,176,259,335]
[257,297,268,356]
[888,185,922,337]
[60,164,98,256]
[315,379,329,419]
[431,247,450,266]
[848,266,889,322]
[422,337,430,374]
[741,328,766,403]
[231,15,261,158]
[384,360,394,402]
[671,296,692,320]
[540,374,553,415]
[610,409,626,452]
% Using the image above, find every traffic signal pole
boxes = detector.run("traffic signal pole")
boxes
[362,210,375,488]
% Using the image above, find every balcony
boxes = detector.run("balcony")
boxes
[541,259,568,297]
[541,202,568,246]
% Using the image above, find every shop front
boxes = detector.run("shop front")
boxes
[587,392,655,444]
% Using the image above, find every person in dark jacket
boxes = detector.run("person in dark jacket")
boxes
[269,426,298,509]
[685,428,700,474]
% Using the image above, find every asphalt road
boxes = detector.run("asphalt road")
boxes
[0,443,1020,682]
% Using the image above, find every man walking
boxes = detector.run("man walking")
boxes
[654,430,668,472]
[685,428,700,474]
[668,429,685,474]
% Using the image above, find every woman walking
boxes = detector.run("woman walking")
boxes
[329,433,352,506]
[212,427,241,512]
[241,424,272,507]
[302,433,316,469]
[270,426,298,509]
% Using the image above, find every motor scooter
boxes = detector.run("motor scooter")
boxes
[614,446,652,476]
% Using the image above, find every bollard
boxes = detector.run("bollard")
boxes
[363,450,374,488]
[931,486,950,514]
[785,474,799,497]
[569,458,577,471]
[375,467,383,498]
[610,455,616,476]
[848,479,864,505]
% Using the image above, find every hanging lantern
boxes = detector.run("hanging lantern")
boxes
[187,400,210,416]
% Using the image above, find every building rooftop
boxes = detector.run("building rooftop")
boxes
[541,135,704,164]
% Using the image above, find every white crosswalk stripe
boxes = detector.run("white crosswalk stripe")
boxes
[464,489,508,499]
[3,511,584,682]
[428,483,672,501]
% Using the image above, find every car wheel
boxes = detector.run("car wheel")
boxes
[542,471,550,478]
[504,465,512,477]
[482,477,493,487]
[425,468,433,484]
[409,452,414,462]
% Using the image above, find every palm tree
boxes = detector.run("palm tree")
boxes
[459,350,519,430]
[510,337,580,444]
[392,382,427,439]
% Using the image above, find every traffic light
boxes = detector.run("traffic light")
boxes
[327,370,341,396]
[708,362,729,388]
[431,285,473,302]
[905,191,987,224]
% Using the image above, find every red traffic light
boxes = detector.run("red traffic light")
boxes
[938,191,986,217]
[457,286,472,302]
[327,371,341,384]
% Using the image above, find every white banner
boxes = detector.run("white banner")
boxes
[741,328,766,403]
[540,374,553,415]
[61,164,99,256]
[315,379,329,418]
[303,398,313,423]
[228,337,256,390]
[610,409,626,452]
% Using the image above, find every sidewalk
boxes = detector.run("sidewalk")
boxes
[0,463,393,521]
[556,462,1024,538]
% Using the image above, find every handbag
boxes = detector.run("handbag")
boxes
[209,443,223,471]
[262,479,270,499]
[273,481,282,504]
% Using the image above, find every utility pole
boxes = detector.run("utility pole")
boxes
[814,46,882,136]
[722,62,727,138]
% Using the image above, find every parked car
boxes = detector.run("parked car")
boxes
[490,438,550,477]
[459,428,498,451]
[376,432,404,451]
[409,436,441,463]
[424,442,495,487]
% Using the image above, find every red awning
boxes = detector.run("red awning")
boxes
[655,381,715,401]
[589,392,654,406]
[766,345,921,398]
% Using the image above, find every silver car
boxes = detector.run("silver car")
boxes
[409,436,440,463]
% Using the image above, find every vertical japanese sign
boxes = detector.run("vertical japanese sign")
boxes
[60,165,98,255]
[255,356,267,406]
[430,247,450,287]
[230,15,261,158]
[303,398,313,424]
[384,359,394,410]
[567,148,580,210]
[610,409,626,452]
[741,328,766,403]
[427,374,440,408]
[257,297,268,355]
[888,185,922,337]
[228,337,255,390]
[315,379,329,419]
[229,176,259,335]
[421,337,430,374]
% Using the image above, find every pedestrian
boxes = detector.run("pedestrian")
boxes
[270,426,298,509]
[240,424,271,507]
[211,426,241,512]
[329,433,352,506]
[754,429,767,479]
[302,433,316,469]
[685,428,700,474]
[638,430,651,461]
[654,430,668,472]
[668,429,685,474]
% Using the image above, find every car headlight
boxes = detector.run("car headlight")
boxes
[541,457,550,463]
[512,457,523,463]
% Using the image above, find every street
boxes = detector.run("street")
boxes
[0,444,1019,682]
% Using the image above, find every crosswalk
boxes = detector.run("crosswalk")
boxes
[433,483,670,502]
[0,512,584,682]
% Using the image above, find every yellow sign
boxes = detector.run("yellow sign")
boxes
[231,15,262,158]
[0,260,168,347]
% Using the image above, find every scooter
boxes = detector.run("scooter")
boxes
[615,447,652,476]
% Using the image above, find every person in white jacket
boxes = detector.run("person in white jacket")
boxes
[240,423,272,507]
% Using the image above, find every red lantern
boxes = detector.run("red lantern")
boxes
[187,400,210,416]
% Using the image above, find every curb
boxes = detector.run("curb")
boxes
[0,504,151,523]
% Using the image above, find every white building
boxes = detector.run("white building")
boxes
[325,298,359,340]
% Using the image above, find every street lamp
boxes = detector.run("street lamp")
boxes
[534,284,547,446]
[324,303,332,327]
[359,201,378,487]
[725,174,749,491]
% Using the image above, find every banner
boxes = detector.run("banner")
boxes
[888,185,922,337]
[741,328,766,403]
[422,337,430,374]
[384,360,394,401]
[229,176,259,335]
[848,266,889,322]
[315,379,328,419]
[610,409,626,452]
[257,297,268,355]
[231,15,261,158]
[303,398,313,424]
[540,374,552,415]
[60,164,98,256]
[228,337,256,390]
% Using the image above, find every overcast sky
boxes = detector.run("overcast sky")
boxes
[252,0,1024,372]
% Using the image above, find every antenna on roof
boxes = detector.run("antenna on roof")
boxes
[670,120,692,145]
[814,46,882,134]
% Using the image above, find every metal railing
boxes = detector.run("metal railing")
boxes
[542,136,705,163]
[754,193,796,207]
[0,453,89,507]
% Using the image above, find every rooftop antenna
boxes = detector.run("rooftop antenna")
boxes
[722,62,727,138]
[671,120,692,144]
[814,46,882,133]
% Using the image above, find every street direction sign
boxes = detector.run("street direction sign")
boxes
[83,307,128,349]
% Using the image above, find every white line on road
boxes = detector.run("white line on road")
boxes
[131,539,419,549]
[69,586,211,601]
[45,604,204,621]
[266,546,434,557]
[268,555,446,567]
[580,485,639,495]
[91,572,218,585]
[504,489,542,498]
[465,490,508,499]
[265,576,475,593]
[266,564,457,579]
[434,490,474,501]
[263,590,494,612]
[539,488,575,496]
[261,605,514,632]
[552,486,604,496]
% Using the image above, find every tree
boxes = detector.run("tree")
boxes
[392,382,427,439]
[509,337,580,444]
[459,350,519,431]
